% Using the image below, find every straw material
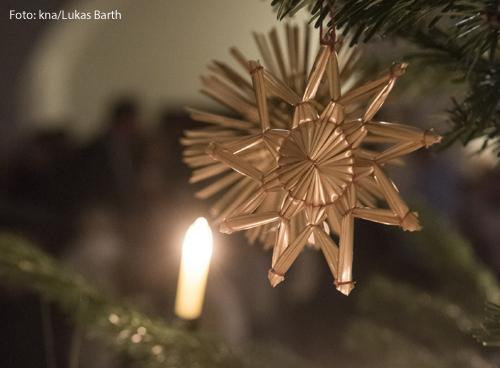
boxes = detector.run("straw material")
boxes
[182,24,441,295]
[220,212,281,234]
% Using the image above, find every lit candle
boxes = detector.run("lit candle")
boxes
[175,217,213,320]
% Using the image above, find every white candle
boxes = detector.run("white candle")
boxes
[175,217,213,320]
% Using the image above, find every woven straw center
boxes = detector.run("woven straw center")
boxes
[277,121,354,206]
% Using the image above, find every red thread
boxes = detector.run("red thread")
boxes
[294,100,312,107]
[398,211,412,227]
[334,280,354,286]
[223,218,234,233]
[319,0,337,50]
[327,0,337,50]
[422,129,433,147]
[270,269,285,277]
[249,65,264,76]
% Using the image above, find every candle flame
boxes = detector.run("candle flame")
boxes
[182,217,213,266]
[175,217,213,320]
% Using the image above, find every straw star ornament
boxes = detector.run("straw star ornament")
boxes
[183,26,441,295]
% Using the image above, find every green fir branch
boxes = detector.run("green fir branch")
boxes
[270,0,500,159]
[0,233,307,368]
[270,1,482,47]
[389,202,500,314]
[343,202,500,365]
[344,317,495,368]
[392,23,500,157]
[475,302,500,346]
[271,0,317,20]
[357,276,477,351]
[345,275,497,367]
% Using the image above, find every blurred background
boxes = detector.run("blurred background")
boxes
[2,1,500,368]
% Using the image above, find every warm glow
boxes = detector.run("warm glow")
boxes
[174,217,213,320]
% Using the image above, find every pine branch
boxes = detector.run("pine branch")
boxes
[271,0,318,20]
[271,1,480,46]
[475,302,500,346]
[357,276,477,350]
[343,202,500,365]
[345,318,495,368]
[344,319,445,368]
[0,233,307,368]
[345,275,497,366]
[270,0,500,159]
[388,202,500,315]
